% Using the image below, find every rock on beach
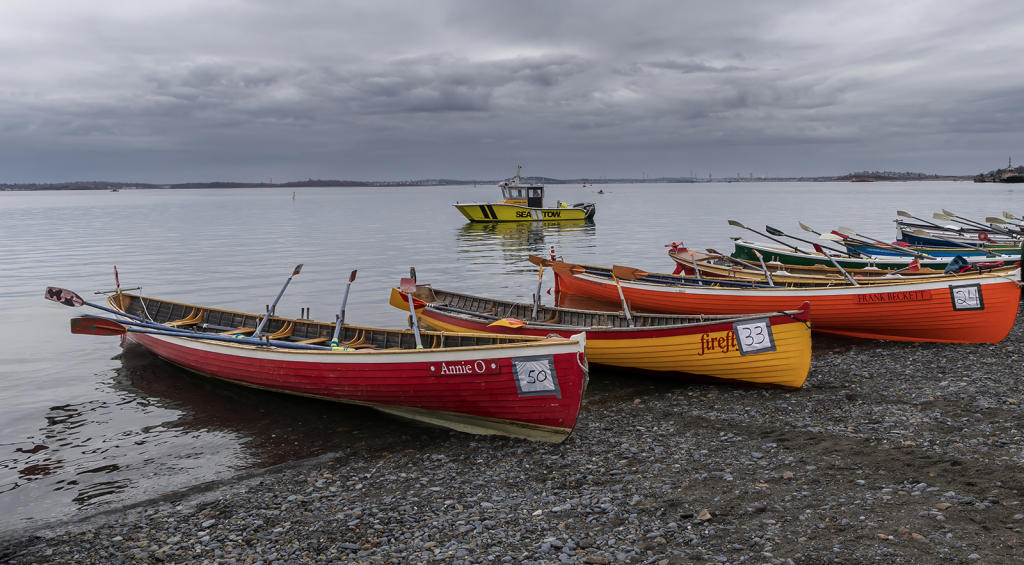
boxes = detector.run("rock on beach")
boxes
[3,304,1024,564]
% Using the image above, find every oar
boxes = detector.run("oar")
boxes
[70,316,330,350]
[45,286,153,325]
[1001,211,1024,226]
[896,210,949,232]
[728,220,806,254]
[798,222,870,258]
[329,270,357,348]
[835,227,933,259]
[817,249,859,285]
[610,266,645,327]
[688,250,703,285]
[705,247,779,281]
[399,276,424,349]
[252,264,303,339]
[766,225,860,258]
[939,209,1019,238]
[910,229,1001,257]
[984,216,1024,236]
[750,250,775,286]
[885,258,921,276]
[551,261,586,277]
[528,255,554,321]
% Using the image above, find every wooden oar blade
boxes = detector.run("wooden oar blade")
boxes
[896,210,913,218]
[551,262,585,276]
[292,264,303,276]
[389,287,425,311]
[349,270,358,282]
[837,227,856,237]
[70,317,126,336]
[765,225,786,237]
[986,217,1007,225]
[611,265,648,280]
[399,277,417,294]
[933,213,952,221]
[1003,211,1018,220]
[819,233,844,242]
[727,220,745,228]
[45,287,84,307]
[488,318,527,328]
[528,254,554,267]
[942,208,955,217]
[797,221,815,233]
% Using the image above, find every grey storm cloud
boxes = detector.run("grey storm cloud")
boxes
[0,0,1022,182]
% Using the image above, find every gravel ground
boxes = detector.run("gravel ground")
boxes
[3,302,1024,565]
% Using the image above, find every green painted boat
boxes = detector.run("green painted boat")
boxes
[731,239,1021,271]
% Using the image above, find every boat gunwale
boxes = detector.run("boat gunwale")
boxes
[413,285,808,333]
[563,262,1021,294]
[108,293,584,355]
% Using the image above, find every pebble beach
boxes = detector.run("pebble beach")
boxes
[3,303,1024,565]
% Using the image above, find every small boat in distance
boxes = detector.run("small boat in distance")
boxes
[454,167,596,222]
[54,289,588,443]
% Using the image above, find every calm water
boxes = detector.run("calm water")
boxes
[1,181,1019,535]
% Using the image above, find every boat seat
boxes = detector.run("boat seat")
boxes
[296,337,329,344]
[166,308,205,327]
[220,327,256,336]
[268,321,294,340]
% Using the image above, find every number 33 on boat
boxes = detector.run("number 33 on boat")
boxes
[454,166,596,222]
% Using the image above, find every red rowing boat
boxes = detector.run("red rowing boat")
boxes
[551,261,1022,343]
[98,293,588,442]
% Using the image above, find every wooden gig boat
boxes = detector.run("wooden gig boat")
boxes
[670,246,1019,285]
[551,261,1022,344]
[389,286,812,390]
[101,293,589,443]
[730,238,1019,270]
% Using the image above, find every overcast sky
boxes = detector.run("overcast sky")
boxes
[1,0,1022,183]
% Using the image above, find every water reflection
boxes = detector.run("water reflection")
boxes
[0,343,453,531]
[455,220,596,274]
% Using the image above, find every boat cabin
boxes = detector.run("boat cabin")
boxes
[499,166,545,208]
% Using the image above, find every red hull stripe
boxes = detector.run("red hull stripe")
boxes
[131,332,585,432]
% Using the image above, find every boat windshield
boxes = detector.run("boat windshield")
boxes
[529,188,542,198]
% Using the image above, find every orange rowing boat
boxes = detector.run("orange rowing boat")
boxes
[552,261,1021,343]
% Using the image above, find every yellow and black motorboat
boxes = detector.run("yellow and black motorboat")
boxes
[454,167,596,222]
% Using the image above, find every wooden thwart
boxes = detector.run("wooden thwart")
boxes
[166,308,205,327]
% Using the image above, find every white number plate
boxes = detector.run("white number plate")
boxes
[512,355,561,397]
[949,283,984,311]
[732,318,777,356]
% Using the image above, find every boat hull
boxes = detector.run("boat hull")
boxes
[415,305,812,390]
[554,266,1022,343]
[109,295,588,443]
[897,230,1021,252]
[732,240,1019,270]
[671,249,1018,284]
[454,202,595,222]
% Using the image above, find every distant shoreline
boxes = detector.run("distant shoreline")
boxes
[0,176,977,191]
